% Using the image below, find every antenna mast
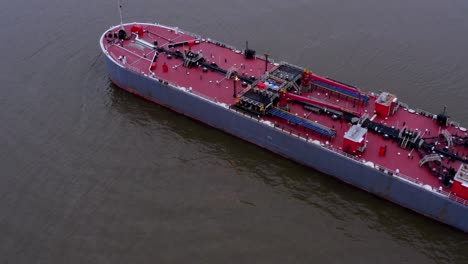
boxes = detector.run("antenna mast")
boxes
[118,0,124,29]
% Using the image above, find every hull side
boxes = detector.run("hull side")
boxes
[104,55,468,232]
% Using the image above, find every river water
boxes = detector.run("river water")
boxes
[1,0,467,263]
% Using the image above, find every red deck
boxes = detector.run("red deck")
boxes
[103,23,276,105]
[102,23,468,202]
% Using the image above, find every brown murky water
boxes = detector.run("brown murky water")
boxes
[1,0,467,263]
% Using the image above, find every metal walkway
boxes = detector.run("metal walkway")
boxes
[269,108,336,137]
[311,80,369,103]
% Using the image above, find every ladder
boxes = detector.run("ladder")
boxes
[441,129,453,148]
[225,66,238,80]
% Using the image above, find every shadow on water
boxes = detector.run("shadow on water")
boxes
[107,81,468,263]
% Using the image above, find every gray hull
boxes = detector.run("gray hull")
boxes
[104,55,468,232]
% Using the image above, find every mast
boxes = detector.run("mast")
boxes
[118,0,124,29]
